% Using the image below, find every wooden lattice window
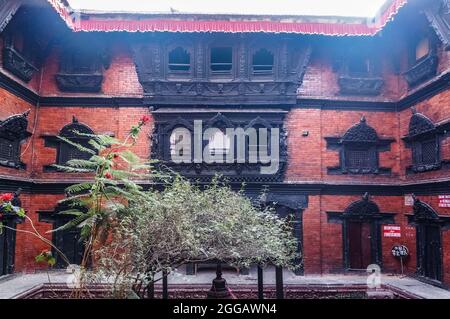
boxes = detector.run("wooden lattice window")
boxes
[345,146,374,171]
[326,117,393,175]
[0,111,30,169]
[0,137,20,163]
[404,111,441,173]
[413,139,439,166]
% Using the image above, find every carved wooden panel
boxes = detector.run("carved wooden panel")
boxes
[42,116,96,171]
[326,117,393,175]
[55,35,110,93]
[132,34,311,105]
[151,108,288,182]
[0,110,31,169]
[403,111,442,173]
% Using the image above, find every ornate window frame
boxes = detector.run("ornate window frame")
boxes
[42,116,96,172]
[151,108,288,182]
[403,31,439,88]
[335,42,384,96]
[55,35,110,93]
[326,117,394,175]
[132,34,311,105]
[402,110,449,174]
[165,39,195,79]
[0,110,31,169]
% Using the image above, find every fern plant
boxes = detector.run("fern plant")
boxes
[51,115,159,270]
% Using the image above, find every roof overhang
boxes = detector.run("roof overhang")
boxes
[46,0,407,36]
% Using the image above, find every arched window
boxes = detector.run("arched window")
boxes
[57,117,95,165]
[170,127,192,162]
[404,111,440,173]
[0,111,31,169]
[207,129,230,157]
[326,116,393,175]
[252,48,274,74]
[168,47,191,72]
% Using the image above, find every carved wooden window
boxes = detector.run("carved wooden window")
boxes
[207,129,230,157]
[0,111,31,169]
[410,37,432,66]
[169,127,192,159]
[336,44,383,95]
[413,138,439,166]
[403,33,438,88]
[151,110,288,182]
[252,49,274,74]
[55,36,109,93]
[415,38,430,63]
[403,111,441,173]
[344,145,376,171]
[2,28,41,82]
[168,47,190,72]
[347,56,372,77]
[326,117,393,175]
[210,47,232,73]
[61,48,100,74]
[0,138,20,164]
[57,117,95,166]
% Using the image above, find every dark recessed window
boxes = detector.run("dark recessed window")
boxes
[345,146,374,171]
[210,47,232,73]
[0,137,19,164]
[168,47,191,72]
[252,49,274,74]
[57,118,95,165]
[348,57,371,77]
[412,139,438,166]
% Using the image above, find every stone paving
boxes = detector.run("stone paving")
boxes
[1,266,449,299]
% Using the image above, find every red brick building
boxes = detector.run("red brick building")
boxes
[1,0,450,287]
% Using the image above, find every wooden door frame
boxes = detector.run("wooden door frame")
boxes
[343,219,381,270]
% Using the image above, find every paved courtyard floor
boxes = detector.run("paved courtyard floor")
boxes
[1,266,450,299]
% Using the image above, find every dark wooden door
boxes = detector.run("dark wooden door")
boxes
[0,223,6,276]
[348,222,372,269]
[0,221,15,276]
[423,225,442,281]
[54,224,84,268]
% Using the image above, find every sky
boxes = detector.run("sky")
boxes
[67,0,389,18]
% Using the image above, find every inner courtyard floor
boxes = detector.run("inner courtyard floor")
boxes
[1,268,450,299]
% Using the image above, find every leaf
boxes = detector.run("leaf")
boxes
[47,213,90,233]
[47,257,56,267]
[58,209,84,216]
[65,159,98,169]
[56,136,96,155]
[51,164,95,173]
[65,182,94,194]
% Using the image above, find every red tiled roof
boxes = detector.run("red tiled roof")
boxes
[47,0,407,36]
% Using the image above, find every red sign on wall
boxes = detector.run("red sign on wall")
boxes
[438,195,450,207]
[383,225,401,238]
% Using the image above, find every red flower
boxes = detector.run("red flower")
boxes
[104,172,113,179]
[0,193,13,202]
[113,154,119,159]
[140,115,150,125]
